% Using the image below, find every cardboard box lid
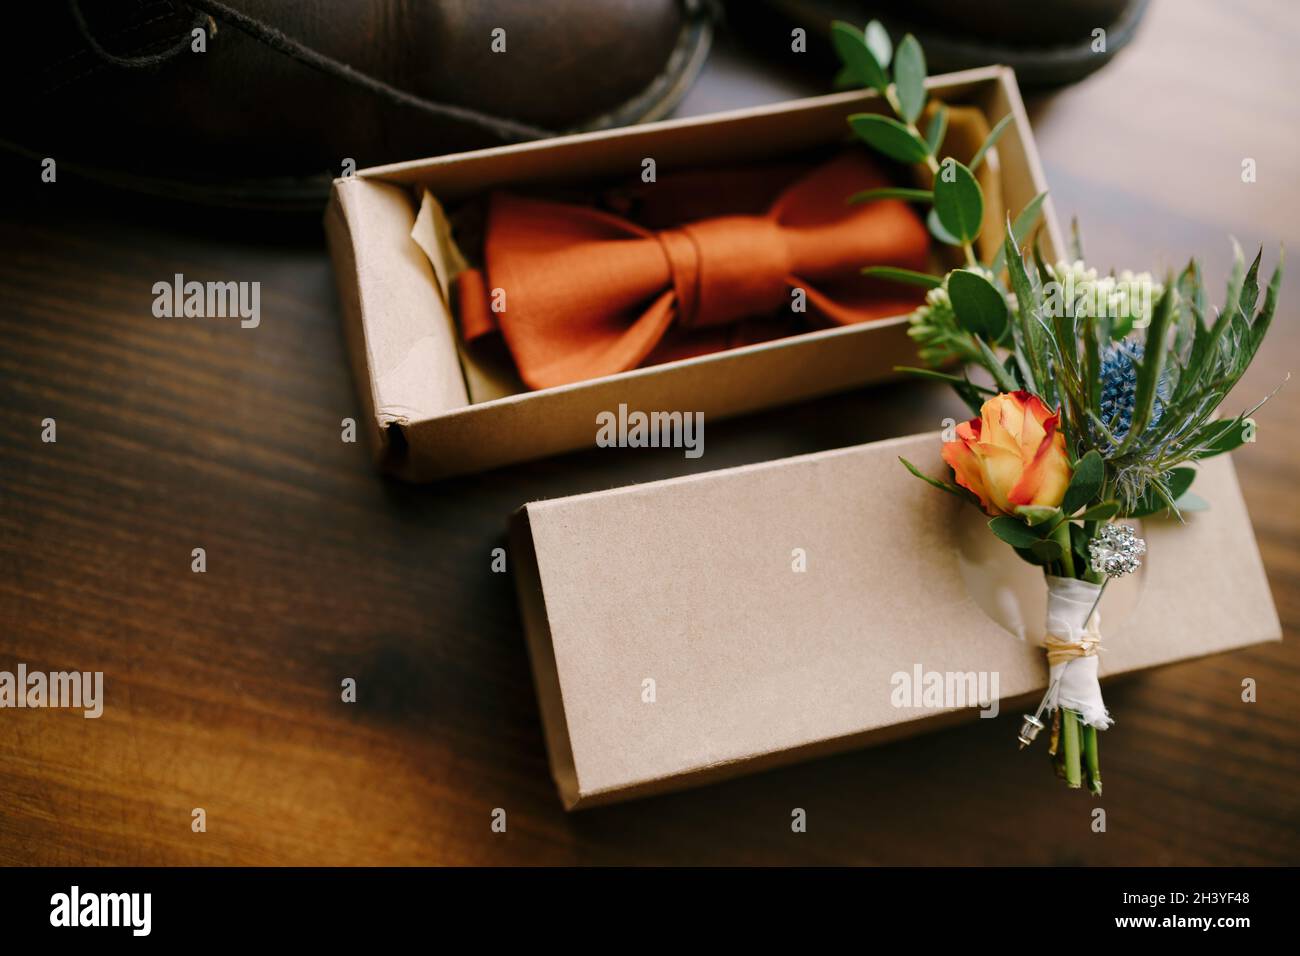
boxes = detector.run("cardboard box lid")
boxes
[511,433,1279,808]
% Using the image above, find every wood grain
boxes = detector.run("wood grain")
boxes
[1,0,1297,864]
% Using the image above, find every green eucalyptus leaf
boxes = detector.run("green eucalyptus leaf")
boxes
[1172,491,1209,513]
[932,159,983,243]
[849,186,933,204]
[848,112,930,163]
[860,265,942,288]
[1076,501,1119,521]
[969,113,1014,172]
[989,516,1044,548]
[927,208,962,246]
[1062,449,1103,515]
[925,104,948,154]
[947,269,1008,342]
[893,34,927,125]
[865,19,892,69]
[832,65,858,90]
[831,21,888,92]
[1165,467,1197,500]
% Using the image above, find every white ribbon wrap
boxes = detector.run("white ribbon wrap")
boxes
[1043,575,1112,730]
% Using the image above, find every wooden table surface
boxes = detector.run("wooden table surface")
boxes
[2,0,1297,865]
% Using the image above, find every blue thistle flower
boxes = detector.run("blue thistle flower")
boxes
[1096,340,1168,442]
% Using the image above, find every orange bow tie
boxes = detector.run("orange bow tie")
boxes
[454,151,930,390]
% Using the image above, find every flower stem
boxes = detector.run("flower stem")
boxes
[1083,722,1102,796]
[1081,521,1106,584]
[1061,708,1082,789]
[1050,521,1076,579]
[884,86,979,269]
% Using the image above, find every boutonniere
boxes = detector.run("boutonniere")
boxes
[834,20,1284,793]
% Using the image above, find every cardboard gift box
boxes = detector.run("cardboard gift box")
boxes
[325,66,1062,480]
[509,434,1279,809]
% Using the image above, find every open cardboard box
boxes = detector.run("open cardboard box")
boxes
[326,66,1062,480]
[509,434,1280,809]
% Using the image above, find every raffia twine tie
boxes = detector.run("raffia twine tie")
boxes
[1042,615,1102,667]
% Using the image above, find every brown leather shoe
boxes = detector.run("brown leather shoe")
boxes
[4,0,715,208]
[736,0,1148,89]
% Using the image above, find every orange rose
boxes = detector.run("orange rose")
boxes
[943,391,1072,517]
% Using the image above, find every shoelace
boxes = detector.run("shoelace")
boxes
[67,0,557,142]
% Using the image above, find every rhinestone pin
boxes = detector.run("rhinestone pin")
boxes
[1088,523,1146,578]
